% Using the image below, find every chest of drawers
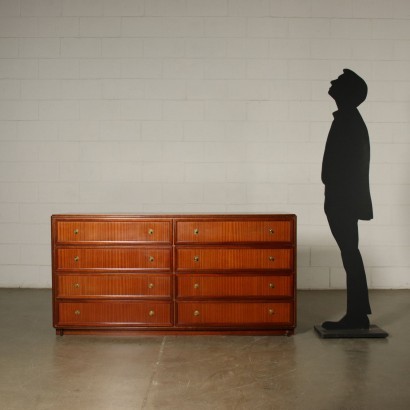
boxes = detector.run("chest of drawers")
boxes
[52,214,296,336]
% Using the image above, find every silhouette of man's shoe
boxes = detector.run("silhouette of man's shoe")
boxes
[322,314,369,330]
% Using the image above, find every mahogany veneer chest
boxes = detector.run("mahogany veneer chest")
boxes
[51,214,296,336]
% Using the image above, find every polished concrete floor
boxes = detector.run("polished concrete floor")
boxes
[0,289,409,410]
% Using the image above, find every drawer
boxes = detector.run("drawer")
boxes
[176,274,293,298]
[176,248,293,271]
[58,301,172,326]
[56,220,172,244]
[176,220,293,243]
[57,274,172,298]
[176,301,293,326]
[56,248,171,271]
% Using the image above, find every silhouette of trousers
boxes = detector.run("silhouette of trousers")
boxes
[325,207,372,316]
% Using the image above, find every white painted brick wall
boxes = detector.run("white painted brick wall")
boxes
[0,0,409,289]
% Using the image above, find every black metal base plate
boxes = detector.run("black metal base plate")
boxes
[314,324,388,339]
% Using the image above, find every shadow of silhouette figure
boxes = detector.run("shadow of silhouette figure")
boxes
[321,69,373,330]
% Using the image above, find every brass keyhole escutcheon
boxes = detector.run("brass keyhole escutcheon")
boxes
[74,229,79,235]
[269,228,274,235]
[194,229,199,235]
[149,310,155,317]
[148,229,154,235]
[194,256,199,262]
[269,256,275,262]
[74,256,79,262]
[269,283,275,289]
[73,283,80,289]
[74,310,80,315]
[148,283,154,289]
[149,256,155,263]
[193,310,200,316]
[194,283,200,289]
[268,309,275,316]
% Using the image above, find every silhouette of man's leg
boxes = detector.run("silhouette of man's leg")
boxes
[341,248,371,316]
[323,207,371,329]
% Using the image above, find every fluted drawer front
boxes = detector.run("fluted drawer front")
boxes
[58,274,171,298]
[57,248,171,271]
[58,302,172,326]
[57,221,172,243]
[176,220,293,243]
[177,275,293,298]
[176,248,293,271]
[176,302,293,326]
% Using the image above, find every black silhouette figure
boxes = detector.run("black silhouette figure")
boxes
[321,69,372,330]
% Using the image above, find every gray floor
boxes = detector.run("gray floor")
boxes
[0,289,409,410]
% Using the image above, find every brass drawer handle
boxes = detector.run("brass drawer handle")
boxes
[269,283,275,289]
[149,256,155,262]
[269,228,274,235]
[148,283,154,289]
[149,310,155,317]
[194,256,199,262]
[194,229,199,235]
[74,256,79,262]
[148,229,154,235]
[269,256,275,262]
[194,283,200,289]
[73,283,80,289]
[74,310,80,315]
[193,310,200,316]
[74,229,79,235]
[268,309,275,315]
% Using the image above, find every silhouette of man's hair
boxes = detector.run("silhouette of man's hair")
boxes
[341,69,368,107]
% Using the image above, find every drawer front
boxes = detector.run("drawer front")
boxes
[56,221,172,244]
[57,248,171,271]
[58,301,172,326]
[176,301,293,326]
[176,220,293,243]
[176,248,293,271]
[176,275,293,298]
[57,274,172,298]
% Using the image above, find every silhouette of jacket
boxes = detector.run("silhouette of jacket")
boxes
[322,107,373,220]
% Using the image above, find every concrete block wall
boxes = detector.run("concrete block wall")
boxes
[0,0,409,289]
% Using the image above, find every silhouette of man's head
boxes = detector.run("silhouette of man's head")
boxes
[329,69,368,108]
